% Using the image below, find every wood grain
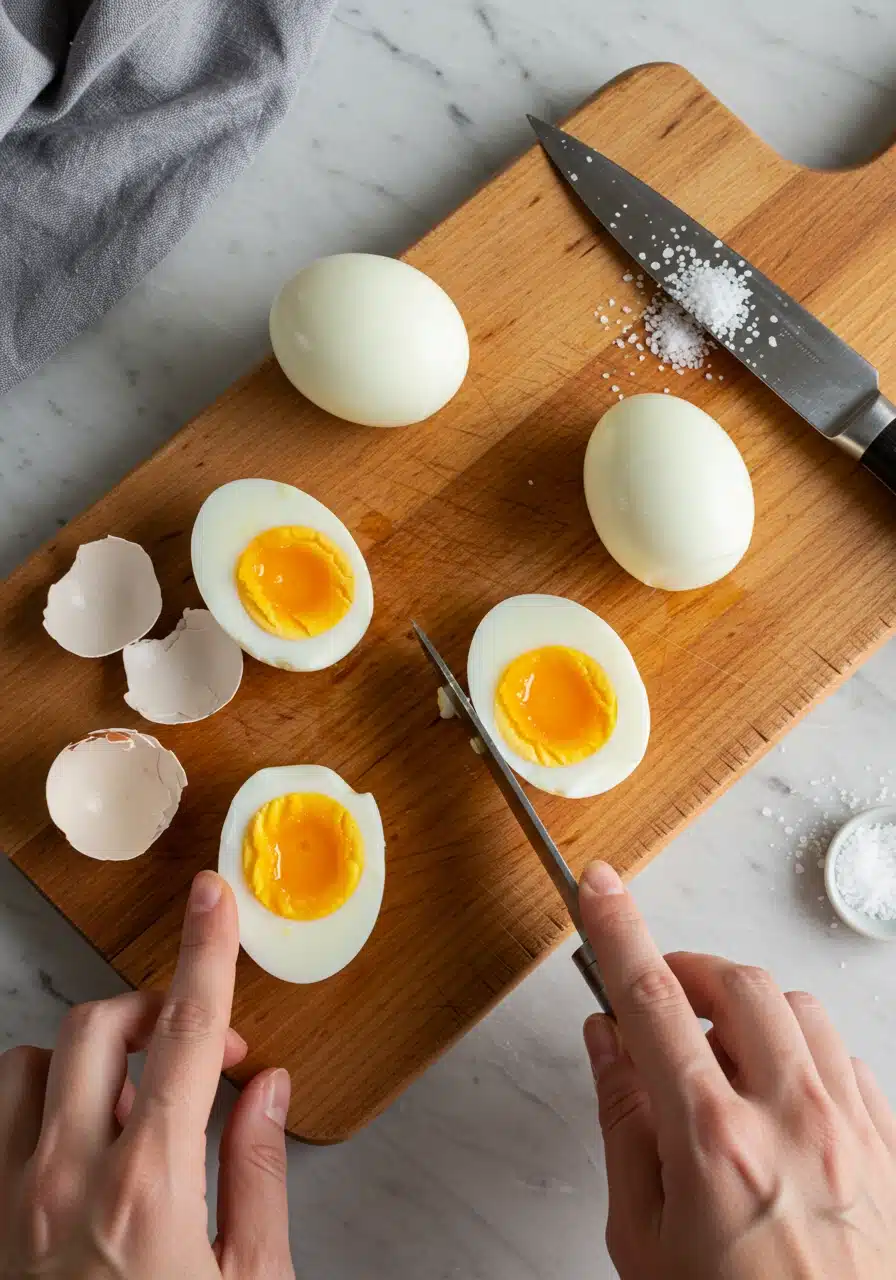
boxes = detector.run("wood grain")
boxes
[2,64,896,1142]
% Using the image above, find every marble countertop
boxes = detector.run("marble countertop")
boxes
[2,1,896,1275]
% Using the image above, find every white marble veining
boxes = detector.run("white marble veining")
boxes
[2,1,896,1276]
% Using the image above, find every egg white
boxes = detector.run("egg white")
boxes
[191,479,373,671]
[218,765,386,984]
[467,595,650,799]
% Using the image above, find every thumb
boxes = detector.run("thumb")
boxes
[216,1068,295,1278]
[584,1016,662,1242]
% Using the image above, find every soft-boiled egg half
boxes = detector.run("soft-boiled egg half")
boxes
[219,765,385,983]
[467,595,649,798]
[191,479,373,671]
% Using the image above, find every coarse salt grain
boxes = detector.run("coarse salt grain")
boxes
[834,821,896,921]
[642,296,709,370]
[663,259,752,341]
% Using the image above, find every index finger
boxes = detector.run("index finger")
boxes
[130,872,239,1148]
[578,862,727,1125]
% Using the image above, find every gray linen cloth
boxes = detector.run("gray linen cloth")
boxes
[0,0,335,394]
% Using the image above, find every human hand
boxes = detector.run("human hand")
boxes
[0,870,295,1279]
[579,861,896,1280]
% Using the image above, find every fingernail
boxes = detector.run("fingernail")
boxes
[580,860,624,897]
[190,871,222,913]
[229,1029,249,1056]
[264,1068,290,1128]
[584,1014,620,1079]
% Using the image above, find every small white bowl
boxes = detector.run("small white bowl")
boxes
[825,805,896,941]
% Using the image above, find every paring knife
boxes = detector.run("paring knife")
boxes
[528,116,896,494]
[411,621,614,1016]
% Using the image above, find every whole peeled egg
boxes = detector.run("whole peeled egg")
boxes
[269,253,469,427]
[584,394,754,591]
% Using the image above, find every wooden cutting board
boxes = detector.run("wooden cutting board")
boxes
[3,63,896,1143]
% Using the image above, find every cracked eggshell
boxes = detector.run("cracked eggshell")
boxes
[46,729,186,860]
[43,537,162,657]
[123,608,244,725]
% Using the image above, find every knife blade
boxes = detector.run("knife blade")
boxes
[528,115,896,492]
[411,622,613,1014]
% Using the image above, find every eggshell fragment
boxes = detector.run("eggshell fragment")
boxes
[123,609,243,725]
[46,729,186,860]
[43,537,162,657]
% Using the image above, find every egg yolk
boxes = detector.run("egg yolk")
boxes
[243,792,364,921]
[235,526,353,639]
[495,645,617,767]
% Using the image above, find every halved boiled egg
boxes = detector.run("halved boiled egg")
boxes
[219,765,385,983]
[46,728,186,859]
[191,480,373,671]
[467,595,649,798]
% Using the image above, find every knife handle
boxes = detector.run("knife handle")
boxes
[572,941,615,1018]
[861,421,896,495]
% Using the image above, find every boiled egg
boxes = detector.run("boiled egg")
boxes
[191,479,373,671]
[218,765,385,983]
[123,608,243,724]
[44,536,162,657]
[46,728,186,859]
[467,595,649,798]
[584,394,754,591]
[269,253,469,427]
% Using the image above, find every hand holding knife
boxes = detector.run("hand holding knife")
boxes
[412,622,614,1015]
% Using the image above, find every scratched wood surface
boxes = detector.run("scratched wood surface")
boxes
[2,64,896,1142]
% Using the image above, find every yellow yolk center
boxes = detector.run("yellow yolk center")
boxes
[235,526,354,639]
[495,645,617,767]
[243,792,364,921]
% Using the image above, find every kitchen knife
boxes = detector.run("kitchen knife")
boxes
[411,622,614,1015]
[528,115,896,493]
